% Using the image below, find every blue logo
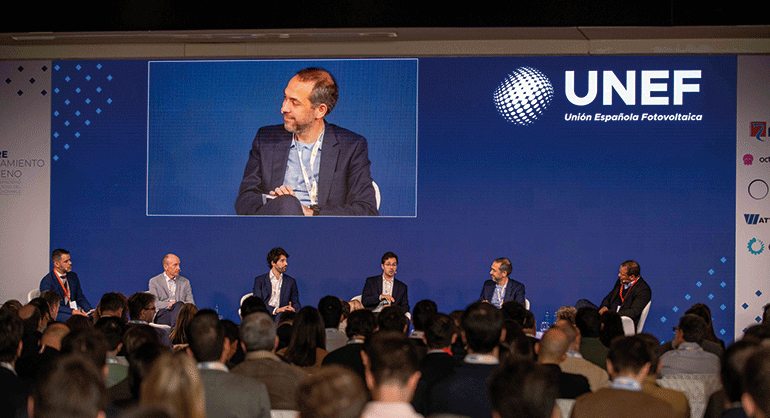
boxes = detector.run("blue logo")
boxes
[748,238,765,255]
[744,214,769,225]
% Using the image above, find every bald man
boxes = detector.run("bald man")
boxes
[535,327,591,399]
[148,253,195,327]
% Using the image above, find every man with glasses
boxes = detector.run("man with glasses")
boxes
[362,252,410,314]
[576,260,651,326]
[126,292,171,347]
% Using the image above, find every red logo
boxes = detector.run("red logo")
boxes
[751,121,767,141]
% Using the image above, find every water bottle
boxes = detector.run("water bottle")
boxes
[540,310,551,332]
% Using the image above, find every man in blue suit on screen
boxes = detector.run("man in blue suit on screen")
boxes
[479,257,526,308]
[39,248,92,321]
[235,67,378,217]
[253,247,301,320]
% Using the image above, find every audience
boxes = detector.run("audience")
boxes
[127,292,172,347]
[95,316,128,387]
[575,307,609,369]
[323,308,378,380]
[319,295,348,352]
[360,331,422,418]
[534,326,591,399]
[636,333,691,418]
[659,314,720,376]
[741,346,770,418]
[0,309,26,418]
[29,354,108,418]
[278,306,328,371]
[412,312,460,413]
[376,305,409,334]
[140,352,205,418]
[489,359,559,418]
[550,319,609,392]
[598,310,625,348]
[169,303,198,347]
[186,309,271,418]
[705,339,759,418]
[297,365,368,418]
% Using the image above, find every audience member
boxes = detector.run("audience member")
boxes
[575,307,609,369]
[410,299,438,344]
[29,297,54,329]
[278,306,328,371]
[360,331,422,418]
[1,299,22,314]
[500,318,534,360]
[140,352,205,418]
[39,290,64,320]
[127,292,172,347]
[240,295,270,320]
[16,322,69,382]
[60,328,109,374]
[232,312,309,410]
[556,305,577,325]
[349,298,365,312]
[741,346,770,418]
[535,327,591,399]
[571,335,675,418]
[599,311,625,348]
[108,325,166,409]
[28,354,107,418]
[275,310,296,351]
[95,316,129,387]
[319,295,348,352]
[65,313,94,333]
[19,304,43,358]
[339,299,351,333]
[323,308,378,380]
[660,303,724,358]
[659,314,720,376]
[297,365,368,418]
[0,309,26,418]
[489,359,559,418]
[169,303,198,346]
[551,319,609,392]
[95,292,128,324]
[705,339,759,418]
[377,305,409,334]
[412,313,459,413]
[186,310,271,418]
[222,318,245,368]
[636,333,691,418]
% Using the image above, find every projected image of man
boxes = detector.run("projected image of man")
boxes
[235,67,379,216]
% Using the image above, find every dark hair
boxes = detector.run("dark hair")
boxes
[345,309,377,339]
[502,319,533,360]
[20,304,42,332]
[122,324,161,355]
[364,331,419,386]
[412,299,438,331]
[318,295,343,329]
[494,258,512,276]
[0,309,23,362]
[169,303,198,345]
[94,316,126,351]
[377,305,408,334]
[61,329,108,369]
[500,301,526,326]
[424,313,456,349]
[64,315,93,334]
[489,360,558,418]
[40,290,63,310]
[677,314,708,344]
[576,307,602,338]
[29,297,52,323]
[635,333,661,375]
[126,341,169,399]
[522,310,536,329]
[381,251,398,265]
[295,68,339,117]
[743,346,770,417]
[51,248,70,262]
[296,365,367,418]
[127,292,155,321]
[240,295,269,318]
[722,339,760,403]
[31,354,107,418]
[187,310,224,362]
[599,311,625,347]
[266,247,289,269]
[764,303,770,324]
[284,306,326,367]
[462,302,504,354]
[685,303,723,348]
[607,335,651,375]
[99,292,126,314]
[620,260,640,277]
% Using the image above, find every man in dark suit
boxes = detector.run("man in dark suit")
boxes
[478,257,526,307]
[39,248,92,321]
[322,309,377,381]
[253,247,301,320]
[599,260,651,325]
[0,310,27,418]
[361,251,410,314]
[187,310,271,418]
[235,67,378,217]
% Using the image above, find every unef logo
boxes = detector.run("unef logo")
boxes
[565,70,701,106]
[751,122,766,141]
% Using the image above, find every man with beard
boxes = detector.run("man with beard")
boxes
[253,247,301,321]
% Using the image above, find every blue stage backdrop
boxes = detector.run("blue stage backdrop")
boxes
[49,56,736,343]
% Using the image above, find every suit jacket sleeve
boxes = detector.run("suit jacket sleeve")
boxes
[361,277,381,309]
[511,281,526,304]
[617,279,651,323]
[286,278,301,310]
[395,280,410,314]
[478,281,490,302]
[253,274,269,303]
[148,276,170,310]
[319,131,378,216]
[69,273,92,312]
[600,280,622,309]
[235,128,269,215]
[180,278,195,305]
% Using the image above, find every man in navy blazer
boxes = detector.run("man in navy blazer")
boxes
[478,257,526,308]
[253,247,301,320]
[362,252,410,314]
[39,249,92,321]
[235,67,378,217]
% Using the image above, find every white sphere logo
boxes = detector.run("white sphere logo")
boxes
[493,67,554,126]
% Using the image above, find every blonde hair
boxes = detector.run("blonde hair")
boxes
[140,352,206,418]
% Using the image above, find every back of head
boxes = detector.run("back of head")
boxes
[0,308,23,362]
[297,365,368,418]
[461,302,504,354]
[721,339,760,403]
[318,295,343,329]
[635,333,661,376]
[29,297,52,324]
[123,324,162,355]
[295,68,338,116]
[40,290,63,312]
[61,329,108,369]
[140,352,205,418]
[19,304,42,332]
[412,299,438,332]
[170,303,199,345]
[285,306,326,366]
[424,313,456,350]
[186,309,224,362]
[128,292,155,321]
[364,331,419,387]
[575,307,601,338]
[599,311,625,347]
[99,292,127,314]
[127,341,168,399]
[607,335,651,377]
[489,359,558,418]
[551,319,578,345]
[500,301,525,323]
[1,299,23,314]
[31,354,107,418]
[95,316,126,351]
[65,314,93,334]
[743,346,770,418]
[240,295,269,319]
[522,310,536,330]
[241,312,277,352]
[678,314,708,344]
[345,309,377,340]
[620,260,640,277]
[556,306,577,325]
[377,305,408,334]
[537,328,570,363]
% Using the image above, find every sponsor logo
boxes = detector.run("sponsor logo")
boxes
[493,67,554,126]
[751,121,767,141]
[748,238,765,255]
[749,179,769,200]
[744,214,770,224]
[744,154,754,165]
[565,70,701,106]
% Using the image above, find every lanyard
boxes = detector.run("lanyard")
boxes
[619,279,637,303]
[293,130,323,205]
[55,272,70,301]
